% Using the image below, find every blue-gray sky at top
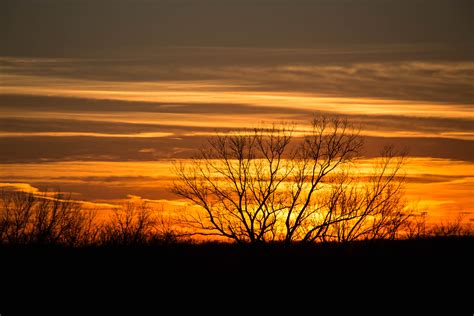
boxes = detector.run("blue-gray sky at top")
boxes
[1,0,473,57]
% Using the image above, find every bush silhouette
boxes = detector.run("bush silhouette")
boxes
[0,191,177,247]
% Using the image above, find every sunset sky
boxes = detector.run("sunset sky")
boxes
[1,0,473,223]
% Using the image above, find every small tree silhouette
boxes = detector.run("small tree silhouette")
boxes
[404,212,428,239]
[430,213,467,237]
[0,191,98,246]
[0,190,36,244]
[100,202,157,246]
[324,148,409,242]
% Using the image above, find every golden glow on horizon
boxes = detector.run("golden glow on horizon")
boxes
[1,158,473,223]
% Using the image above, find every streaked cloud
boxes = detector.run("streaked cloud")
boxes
[2,58,473,109]
[1,56,473,146]
[0,182,117,209]
[1,103,473,140]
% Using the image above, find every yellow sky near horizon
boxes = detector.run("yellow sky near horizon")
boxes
[1,158,473,224]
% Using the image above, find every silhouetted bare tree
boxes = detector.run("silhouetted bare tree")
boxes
[0,191,98,246]
[1,191,183,246]
[100,202,157,246]
[62,208,99,246]
[430,213,469,237]
[0,190,36,244]
[404,212,428,239]
[172,116,412,244]
[327,148,411,242]
[155,206,179,243]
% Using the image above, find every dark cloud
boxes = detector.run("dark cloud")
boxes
[0,135,472,163]
[335,114,474,136]
[0,117,216,135]
[0,94,308,115]
[10,180,176,201]
[0,136,205,163]
[403,175,467,184]
[362,137,474,162]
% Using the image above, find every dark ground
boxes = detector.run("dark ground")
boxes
[1,238,473,314]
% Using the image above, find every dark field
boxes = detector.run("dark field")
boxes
[1,237,472,313]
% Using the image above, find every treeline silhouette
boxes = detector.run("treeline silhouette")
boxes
[0,191,177,247]
[2,190,473,313]
[0,190,471,247]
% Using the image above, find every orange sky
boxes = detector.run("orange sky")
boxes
[1,0,473,225]
[1,158,473,223]
[1,58,473,224]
